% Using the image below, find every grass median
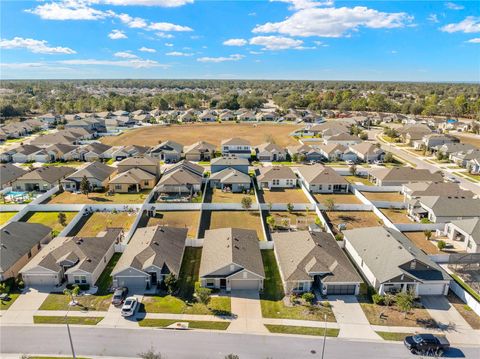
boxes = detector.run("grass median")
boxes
[265,324,339,337]
[138,319,230,330]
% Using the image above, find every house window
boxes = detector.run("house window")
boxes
[293,282,306,291]
[328,185,332,190]
[205,279,215,287]
[410,261,416,270]
[144,181,149,186]
[115,185,122,190]
[273,179,279,185]
[74,275,87,284]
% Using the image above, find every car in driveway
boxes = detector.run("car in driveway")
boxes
[404,334,450,356]
[121,296,138,317]
[445,176,460,183]
[111,287,128,307]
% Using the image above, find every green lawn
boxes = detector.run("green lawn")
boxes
[260,250,336,322]
[33,316,103,325]
[344,175,374,186]
[0,211,17,225]
[138,319,230,330]
[0,293,20,310]
[96,253,122,294]
[142,248,231,316]
[22,211,77,233]
[265,324,339,337]
[376,331,412,341]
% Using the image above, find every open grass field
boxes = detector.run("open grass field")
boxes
[362,191,404,202]
[138,319,230,330]
[101,122,302,148]
[314,193,362,205]
[260,250,336,322]
[403,232,440,254]
[268,211,317,231]
[202,210,265,240]
[21,211,77,233]
[144,211,200,238]
[457,134,480,149]
[266,325,339,337]
[48,190,150,204]
[258,188,308,204]
[380,209,412,224]
[0,211,17,225]
[325,211,381,232]
[74,212,137,237]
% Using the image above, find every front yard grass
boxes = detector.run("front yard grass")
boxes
[259,188,308,204]
[362,192,404,202]
[143,211,200,238]
[0,292,20,310]
[314,193,362,205]
[376,331,412,341]
[380,209,412,224]
[48,190,151,204]
[33,316,103,325]
[206,210,265,240]
[260,250,336,322]
[0,211,17,225]
[21,211,77,233]
[325,211,382,233]
[447,292,480,329]
[73,212,137,237]
[138,319,230,330]
[265,324,339,337]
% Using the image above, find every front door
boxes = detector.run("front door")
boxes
[149,272,157,285]
[220,279,227,289]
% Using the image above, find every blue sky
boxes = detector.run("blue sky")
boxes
[1,0,479,81]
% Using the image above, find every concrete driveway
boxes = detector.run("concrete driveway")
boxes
[228,290,267,333]
[0,287,52,325]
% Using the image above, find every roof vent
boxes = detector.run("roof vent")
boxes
[153,241,159,245]
[3,230,10,235]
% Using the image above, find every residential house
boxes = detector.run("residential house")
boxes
[75,142,111,162]
[0,222,52,281]
[349,142,385,163]
[110,145,149,161]
[444,218,480,253]
[147,141,183,163]
[238,111,256,122]
[468,157,480,174]
[44,144,78,162]
[112,226,187,290]
[272,231,362,295]
[36,113,59,125]
[297,164,349,193]
[221,138,252,159]
[156,160,204,195]
[219,110,235,121]
[199,228,265,291]
[198,110,217,122]
[13,166,75,192]
[184,141,216,161]
[343,227,450,296]
[10,145,43,163]
[450,149,480,168]
[402,182,475,201]
[62,162,116,192]
[398,124,432,144]
[20,228,122,287]
[117,156,160,178]
[256,166,297,190]
[286,144,324,162]
[210,155,249,174]
[256,111,277,121]
[323,133,362,146]
[368,167,443,186]
[413,134,459,151]
[316,143,357,162]
[306,122,350,137]
[179,110,197,123]
[109,168,156,193]
[0,163,28,189]
[407,196,480,223]
[209,168,251,192]
[255,143,287,162]
[437,143,475,157]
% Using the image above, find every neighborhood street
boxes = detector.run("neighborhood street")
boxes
[1,325,479,359]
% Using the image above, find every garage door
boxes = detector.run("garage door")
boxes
[417,284,446,296]
[23,274,57,287]
[230,280,259,290]
[116,277,147,292]
[326,284,357,295]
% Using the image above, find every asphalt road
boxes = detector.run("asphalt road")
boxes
[1,326,479,359]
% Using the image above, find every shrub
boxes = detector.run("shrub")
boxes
[302,292,315,304]
[437,240,446,250]
[334,233,344,241]
[241,196,252,210]
[372,293,385,305]
[383,293,395,306]
[195,284,212,305]
[420,218,431,224]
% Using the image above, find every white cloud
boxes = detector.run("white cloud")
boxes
[441,16,480,33]
[139,46,156,52]
[0,62,45,69]
[197,54,245,63]
[149,22,192,32]
[253,6,414,38]
[108,29,127,39]
[249,36,304,50]
[223,38,248,46]
[0,37,76,54]
[114,51,138,58]
[26,1,113,21]
[117,13,148,28]
[249,51,263,55]
[466,38,480,43]
[166,51,193,56]
[156,32,174,38]
[273,0,334,11]
[165,43,174,47]
[59,58,167,68]
[428,14,439,23]
[102,0,193,7]
[445,2,464,10]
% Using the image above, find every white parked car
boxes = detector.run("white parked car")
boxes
[445,176,460,183]
[346,160,355,165]
[121,296,138,317]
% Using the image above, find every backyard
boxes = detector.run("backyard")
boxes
[141,211,200,238]
[101,122,301,148]
[325,211,382,233]
[267,211,317,231]
[380,209,412,224]
[0,211,17,225]
[314,193,362,205]
[258,188,309,204]
[21,211,77,234]
[362,192,404,202]
[205,187,256,204]
[70,211,137,237]
[141,247,231,316]
[39,253,122,312]
[344,175,374,186]
[403,232,440,255]
[47,190,151,204]
[260,250,336,322]
[200,210,265,240]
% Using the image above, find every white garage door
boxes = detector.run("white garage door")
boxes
[24,274,57,287]
[116,277,146,292]
[417,283,446,296]
[230,280,259,290]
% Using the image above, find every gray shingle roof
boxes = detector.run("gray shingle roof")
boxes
[256,166,297,182]
[66,162,116,181]
[370,167,443,183]
[298,164,348,185]
[16,166,76,184]
[211,156,249,166]
[449,217,480,245]
[418,196,480,218]
[0,163,27,186]
[209,168,251,184]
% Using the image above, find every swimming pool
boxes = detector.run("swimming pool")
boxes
[6,191,28,198]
